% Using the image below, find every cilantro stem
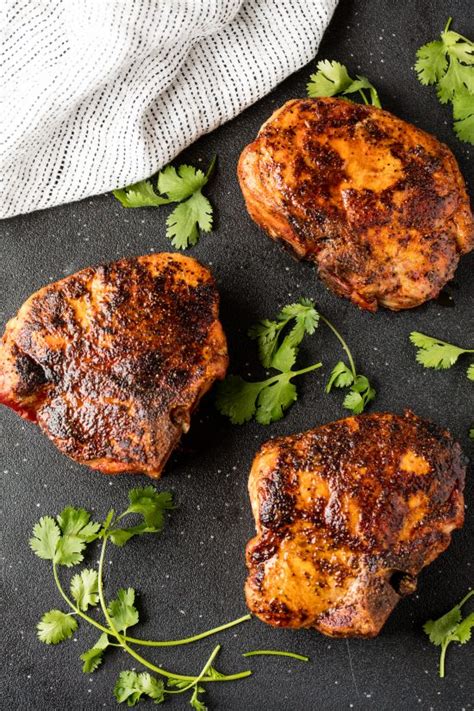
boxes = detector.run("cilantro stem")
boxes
[262,362,323,387]
[165,645,222,695]
[96,534,251,684]
[444,17,452,33]
[125,615,252,648]
[458,590,474,608]
[319,314,357,378]
[358,90,369,105]
[439,640,449,678]
[242,650,309,662]
[52,561,250,648]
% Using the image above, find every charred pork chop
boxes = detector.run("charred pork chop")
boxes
[245,411,466,637]
[238,98,474,311]
[0,253,227,477]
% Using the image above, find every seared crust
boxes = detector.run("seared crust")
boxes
[0,253,228,477]
[245,411,466,637]
[238,98,474,311]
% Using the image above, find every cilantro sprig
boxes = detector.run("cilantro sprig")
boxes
[307,60,381,107]
[410,332,474,374]
[415,18,474,144]
[216,298,375,424]
[216,299,322,424]
[424,590,474,677]
[113,157,216,249]
[30,487,307,707]
[410,331,474,439]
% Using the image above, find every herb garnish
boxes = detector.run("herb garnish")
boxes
[216,298,375,424]
[307,60,381,107]
[113,157,216,249]
[415,18,474,144]
[30,487,306,707]
[410,331,474,438]
[424,590,474,677]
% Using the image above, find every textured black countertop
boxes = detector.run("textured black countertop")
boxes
[1,1,473,709]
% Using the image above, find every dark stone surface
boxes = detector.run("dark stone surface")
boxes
[1,1,473,709]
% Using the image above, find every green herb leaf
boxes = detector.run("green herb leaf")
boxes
[70,569,99,611]
[215,376,263,424]
[410,331,473,369]
[414,18,474,144]
[112,181,172,208]
[423,590,474,677]
[415,40,449,84]
[307,60,381,107]
[57,506,102,542]
[326,361,354,392]
[157,164,208,202]
[109,488,174,546]
[80,633,110,673]
[114,671,165,706]
[37,610,78,644]
[452,612,474,643]
[29,516,61,561]
[190,686,207,711]
[166,190,213,250]
[424,607,462,646]
[248,298,319,368]
[113,158,215,248]
[467,363,474,381]
[255,376,297,425]
[108,588,139,633]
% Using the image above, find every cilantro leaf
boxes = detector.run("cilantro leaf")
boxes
[37,609,78,644]
[55,536,87,567]
[112,181,171,208]
[307,60,381,107]
[424,607,462,646]
[190,685,207,711]
[452,89,474,143]
[80,633,110,673]
[113,157,215,249]
[166,191,213,249]
[57,506,101,542]
[29,516,61,561]
[415,40,448,84]
[452,612,474,643]
[216,365,320,426]
[326,361,354,392]
[307,60,352,96]
[108,588,139,633]
[423,590,474,677]
[109,488,174,547]
[415,18,474,145]
[271,340,297,373]
[70,568,99,611]
[467,363,474,381]
[255,376,297,425]
[410,331,474,369]
[248,298,319,368]
[215,376,264,424]
[114,671,165,706]
[157,164,208,202]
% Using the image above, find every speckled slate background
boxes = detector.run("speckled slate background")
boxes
[1,1,473,709]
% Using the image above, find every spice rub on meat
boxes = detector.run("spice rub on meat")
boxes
[0,253,228,477]
[238,98,474,311]
[245,411,466,637]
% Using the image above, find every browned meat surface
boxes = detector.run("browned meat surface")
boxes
[238,98,474,311]
[0,253,227,477]
[245,411,466,637]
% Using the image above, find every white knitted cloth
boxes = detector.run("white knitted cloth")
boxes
[1,0,337,218]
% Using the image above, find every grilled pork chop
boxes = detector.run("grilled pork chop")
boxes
[245,411,465,637]
[0,253,227,477]
[238,98,474,311]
